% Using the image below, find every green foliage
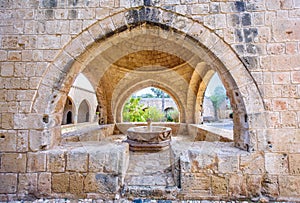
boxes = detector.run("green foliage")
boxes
[150,88,170,98]
[209,86,227,121]
[210,86,226,109]
[122,97,146,122]
[140,93,154,98]
[122,93,178,122]
[144,107,165,122]
[166,109,179,122]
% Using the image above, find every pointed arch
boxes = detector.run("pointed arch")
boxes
[62,96,75,125]
[78,100,90,123]
[31,7,266,151]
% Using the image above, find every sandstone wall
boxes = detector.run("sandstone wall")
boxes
[0,0,299,201]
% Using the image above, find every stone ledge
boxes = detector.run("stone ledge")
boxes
[188,124,233,142]
[61,123,115,142]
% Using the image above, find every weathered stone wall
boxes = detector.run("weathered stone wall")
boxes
[139,98,178,112]
[0,0,299,201]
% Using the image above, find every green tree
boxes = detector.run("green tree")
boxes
[122,97,146,122]
[140,93,154,98]
[150,88,170,98]
[209,86,226,121]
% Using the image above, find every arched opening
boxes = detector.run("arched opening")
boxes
[66,111,73,124]
[32,8,266,152]
[61,97,74,125]
[121,87,179,123]
[202,73,233,130]
[78,100,90,123]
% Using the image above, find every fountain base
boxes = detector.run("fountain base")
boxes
[126,126,172,151]
[126,139,170,151]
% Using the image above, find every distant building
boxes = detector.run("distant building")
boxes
[61,74,98,125]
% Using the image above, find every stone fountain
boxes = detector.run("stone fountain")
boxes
[126,119,172,151]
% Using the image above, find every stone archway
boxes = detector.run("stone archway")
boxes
[113,79,185,123]
[31,7,266,151]
[78,99,90,123]
[62,96,75,125]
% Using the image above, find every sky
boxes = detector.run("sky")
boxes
[204,73,225,97]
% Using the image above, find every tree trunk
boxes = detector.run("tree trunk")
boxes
[214,107,219,121]
[162,93,165,111]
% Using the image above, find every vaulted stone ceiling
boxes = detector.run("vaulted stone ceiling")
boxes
[81,24,217,123]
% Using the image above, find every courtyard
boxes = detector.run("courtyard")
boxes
[0,0,300,202]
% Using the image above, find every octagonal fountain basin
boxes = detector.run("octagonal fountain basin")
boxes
[126,126,172,151]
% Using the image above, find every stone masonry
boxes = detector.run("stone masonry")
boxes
[0,0,300,201]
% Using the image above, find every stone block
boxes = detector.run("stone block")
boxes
[66,147,88,172]
[279,175,300,198]
[181,173,210,195]
[37,172,51,195]
[218,154,239,173]
[261,174,279,197]
[246,175,262,198]
[27,152,47,172]
[191,4,209,15]
[89,143,128,175]
[273,72,290,84]
[84,173,98,193]
[267,43,285,55]
[0,62,14,76]
[273,20,300,41]
[265,153,289,174]
[0,50,7,61]
[1,113,14,129]
[289,154,300,174]
[273,99,288,111]
[88,23,104,41]
[0,131,16,152]
[64,38,85,59]
[84,173,119,194]
[211,175,227,195]
[285,42,298,55]
[47,149,66,172]
[265,129,300,153]
[240,153,264,174]
[0,153,26,172]
[37,35,61,49]
[88,150,107,173]
[292,71,300,84]
[188,150,217,173]
[228,174,247,198]
[52,173,70,193]
[96,8,110,19]
[99,17,115,35]
[281,111,297,128]
[14,114,45,130]
[18,173,38,195]
[78,30,94,48]
[70,173,84,196]
[0,173,17,194]
[16,130,28,152]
